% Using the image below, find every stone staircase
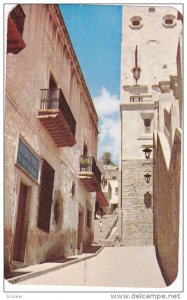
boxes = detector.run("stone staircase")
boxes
[94,213,118,246]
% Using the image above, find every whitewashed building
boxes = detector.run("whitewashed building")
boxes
[5,4,103,273]
[103,164,119,213]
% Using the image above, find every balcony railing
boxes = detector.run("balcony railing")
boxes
[130,95,152,103]
[10,4,25,37]
[80,156,101,184]
[40,88,76,137]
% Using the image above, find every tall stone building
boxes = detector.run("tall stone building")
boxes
[5,4,105,273]
[120,4,182,259]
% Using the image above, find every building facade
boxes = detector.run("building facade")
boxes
[120,4,182,265]
[95,162,110,215]
[153,11,183,286]
[5,4,102,272]
[103,165,119,213]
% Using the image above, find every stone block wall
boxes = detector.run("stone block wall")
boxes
[121,159,153,246]
[153,128,181,286]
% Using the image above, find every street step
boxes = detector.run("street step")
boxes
[7,244,104,284]
[94,213,118,244]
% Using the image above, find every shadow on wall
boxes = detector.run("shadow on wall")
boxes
[153,129,181,286]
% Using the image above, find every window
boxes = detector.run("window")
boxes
[129,16,143,29]
[71,181,76,197]
[149,7,155,13]
[115,187,118,195]
[54,201,61,224]
[162,14,176,28]
[144,119,151,134]
[132,20,140,26]
[83,143,88,157]
[165,19,173,25]
[101,177,107,187]
[87,210,91,228]
[144,192,152,209]
[53,190,63,229]
[37,159,55,233]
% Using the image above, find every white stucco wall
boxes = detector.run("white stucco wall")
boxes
[5,4,98,270]
[120,6,182,97]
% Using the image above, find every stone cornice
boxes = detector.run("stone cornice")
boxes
[120,102,154,111]
[47,4,98,128]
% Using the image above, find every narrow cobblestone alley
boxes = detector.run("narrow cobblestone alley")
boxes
[16,246,166,288]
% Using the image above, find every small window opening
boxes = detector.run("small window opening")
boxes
[115,187,118,195]
[163,14,176,28]
[144,119,151,134]
[132,20,140,26]
[149,7,155,13]
[130,16,142,29]
[83,143,88,157]
[71,182,76,197]
[165,19,173,25]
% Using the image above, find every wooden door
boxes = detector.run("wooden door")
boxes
[13,182,30,262]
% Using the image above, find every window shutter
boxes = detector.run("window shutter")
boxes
[37,159,55,233]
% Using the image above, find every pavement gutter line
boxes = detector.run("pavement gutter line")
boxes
[7,246,104,285]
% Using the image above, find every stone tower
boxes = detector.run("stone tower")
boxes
[120,6,182,246]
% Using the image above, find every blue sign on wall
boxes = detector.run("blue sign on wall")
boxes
[17,139,40,181]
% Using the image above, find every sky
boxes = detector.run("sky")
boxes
[59,4,122,165]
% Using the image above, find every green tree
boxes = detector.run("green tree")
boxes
[101,152,114,165]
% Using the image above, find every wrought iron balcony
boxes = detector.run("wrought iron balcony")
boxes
[38,88,76,147]
[79,156,101,192]
[7,5,26,54]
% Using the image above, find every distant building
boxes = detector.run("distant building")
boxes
[102,164,119,213]
[95,162,110,215]
[120,5,182,285]
[5,4,103,273]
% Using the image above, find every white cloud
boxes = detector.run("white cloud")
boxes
[93,88,120,164]
[94,87,119,118]
[99,117,120,164]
